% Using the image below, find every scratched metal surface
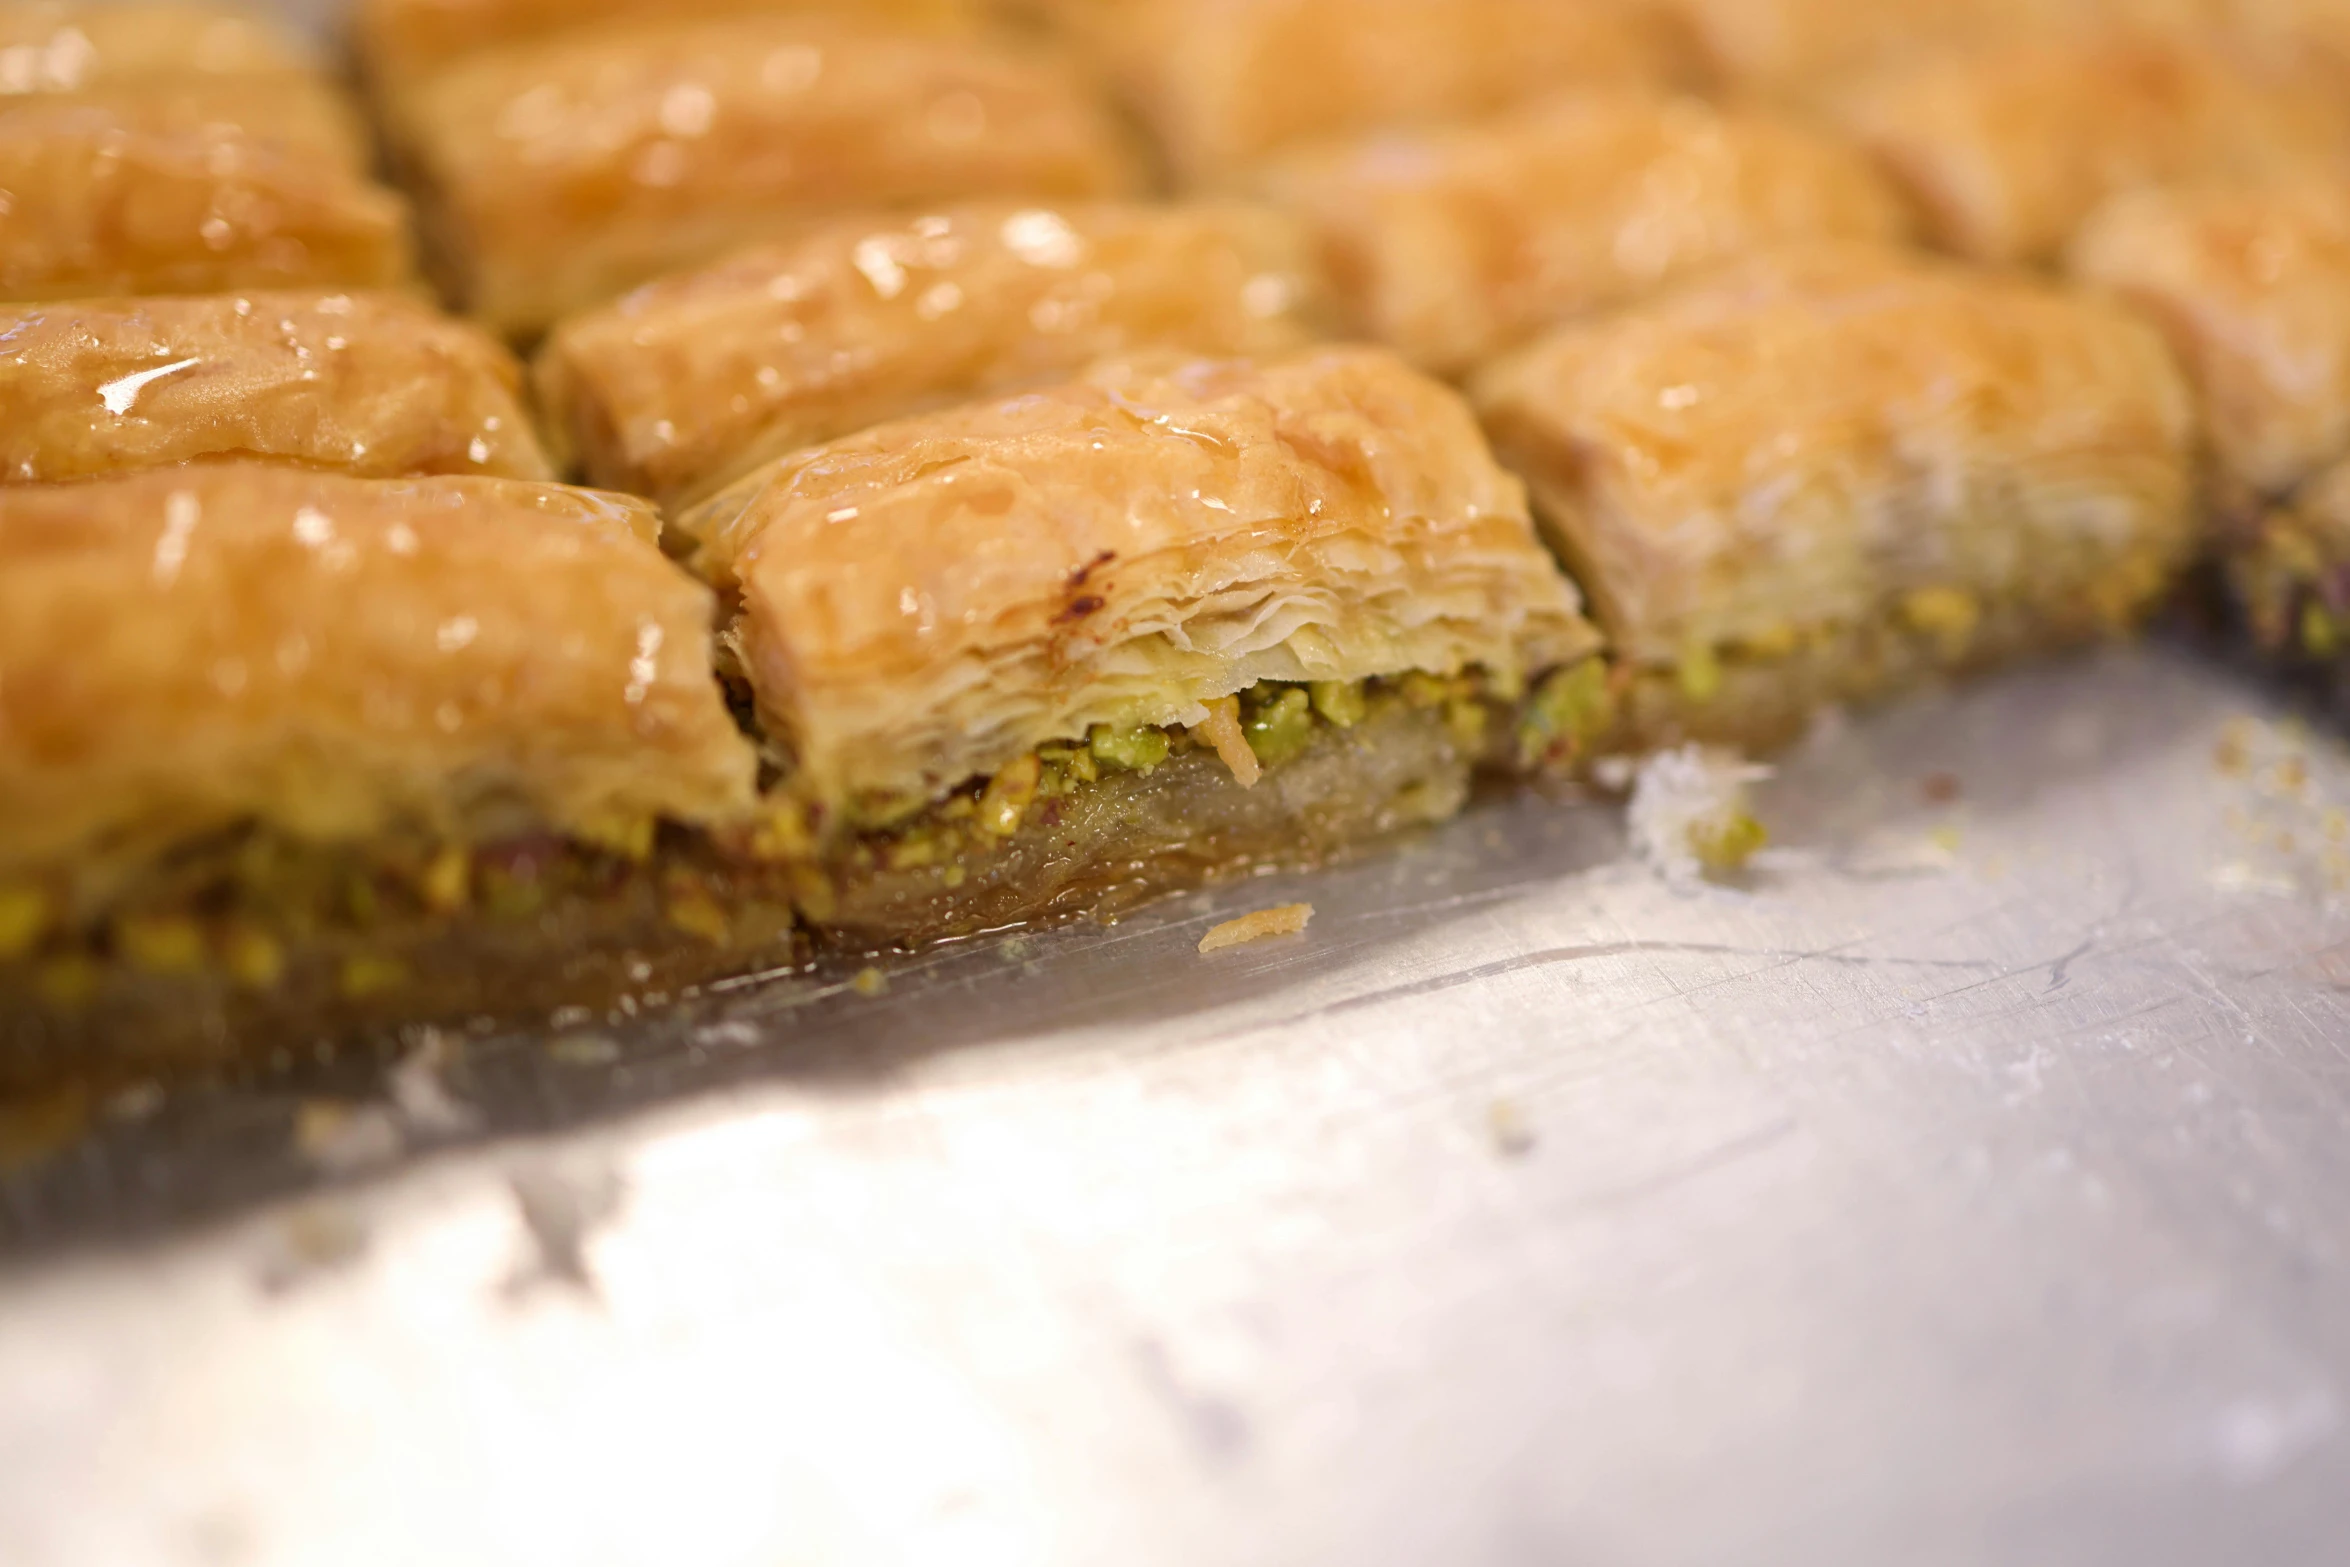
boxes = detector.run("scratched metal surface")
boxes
[2,646,2349,1566]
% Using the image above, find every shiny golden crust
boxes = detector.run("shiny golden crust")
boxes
[0,2,318,90]
[357,0,979,86]
[674,347,1599,811]
[397,15,1144,339]
[1471,246,2198,668]
[0,290,552,485]
[1255,92,1910,378]
[536,201,1328,508]
[1833,30,2350,265]
[1088,0,1690,185]
[2070,181,2350,499]
[0,465,758,886]
[0,114,415,300]
[3,76,375,172]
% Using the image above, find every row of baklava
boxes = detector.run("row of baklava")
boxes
[4,0,2349,1082]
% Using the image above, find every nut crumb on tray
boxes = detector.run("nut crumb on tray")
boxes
[1199,904,1315,954]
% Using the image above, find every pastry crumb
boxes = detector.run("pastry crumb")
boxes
[1199,903,1314,953]
[852,965,889,997]
[1628,745,1772,880]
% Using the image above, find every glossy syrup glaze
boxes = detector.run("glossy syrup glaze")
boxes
[1257,90,1911,377]
[0,290,551,484]
[535,200,1328,507]
[0,464,758,890]
[674,346,1598,811]
[399,14,1143,337]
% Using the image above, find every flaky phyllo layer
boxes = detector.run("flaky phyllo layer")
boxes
[674,347,1601,820]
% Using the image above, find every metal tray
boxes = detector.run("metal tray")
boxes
[3,645,2348,1566]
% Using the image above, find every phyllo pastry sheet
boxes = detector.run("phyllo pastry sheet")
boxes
[0,465,774,1079]
[0,290,552,485]
[357,0,979,87]
[673,347,1605,939]
[0,111,415,300]
[396,15,1143,339]
[2071,181,2350,674]
[1832,29,2350,265]
[2,75,375,172]
[1255,92,1910,378]
[0,2,319,91]
[1083,0,1690,185]
[535,201,1327,508]
[1473,245,2198,751]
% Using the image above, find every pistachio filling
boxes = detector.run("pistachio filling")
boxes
[2229,512,2350,662]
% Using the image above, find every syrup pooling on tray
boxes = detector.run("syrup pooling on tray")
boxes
[0,291,552,484]
[534,200,1330,508]
[1255,90,1911,378]
[394,13,1144,338]
[1472,244,2199,753]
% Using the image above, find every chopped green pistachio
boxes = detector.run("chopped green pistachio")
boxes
[2303,602,2341,659]
[1518,660,1618,767]
[338,955,409,999]
[117,915,205,975]
[36,954,100,1010]
[885,831,941,870]
[663,882,731,945]
[789,865,839,924]
[1245,687,1316,768]
[1400,672,1453,710]
[1444,698,1489,751]
[481,866,546,922]
[1901,587,1982,660]
[979,754,1043,838]
[1309,680,1367,729]
[223,927,286,991]
[1689,811,1770,874]
[749,799,816,862]
[577,811,657,863]
[419,846,471,913]
[1090,724,1170,773]
[0,884,49,962]
[1676,642,1723,704]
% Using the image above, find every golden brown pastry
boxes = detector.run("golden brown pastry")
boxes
[672,346,1606,939]
[0,290,553,484]
[1086,0,1689,185]
[535,200,1328,508]
[1833,29,2350,265]
[1255,91,1911,378]
[0,111,415,300]
[1473,244,2198,751]
[0,464,776,1082]
[396,15,1143,339]
[0,76,373,173]
[356,0,978,87]
[2071,180,2350,499]
[2070,180,2350,671]
[0,2,318,93]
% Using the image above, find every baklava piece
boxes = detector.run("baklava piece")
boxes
[535,200,1328,508]
[0,465,780,1086]
[0,290,551,484]
[0,107,414,300]
[1255,91,1910,378]
[1832,29,2350,265]
[2072,182,2350,681]
[672,347,1605,943]
[0,2,318,91]
[355,0,978,90]
[1473,245,2198,753]
[392,14,1143,339]
[1083,0,1690,185]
